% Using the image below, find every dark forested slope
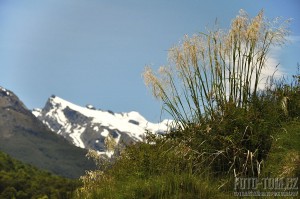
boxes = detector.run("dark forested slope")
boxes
[0,150,81,199]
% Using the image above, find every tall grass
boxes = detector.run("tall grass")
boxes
[143,9,290,127]
[76,137,231,199]
[143,10,290,177]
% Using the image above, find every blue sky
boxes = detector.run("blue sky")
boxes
[0,0,299,122]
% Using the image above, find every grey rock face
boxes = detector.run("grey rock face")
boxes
[0,86,96,178]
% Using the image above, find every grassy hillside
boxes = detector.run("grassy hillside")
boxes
[0,151,81,199]
[74,120,299,199]
[263,120,300,178]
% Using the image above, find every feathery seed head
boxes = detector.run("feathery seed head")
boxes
[143,66,165,99]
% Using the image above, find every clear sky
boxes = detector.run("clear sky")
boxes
[0,0,299,122]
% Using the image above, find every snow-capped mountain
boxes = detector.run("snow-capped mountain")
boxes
[33,95,171,157]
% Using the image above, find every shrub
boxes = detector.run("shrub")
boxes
[143,9,290,177]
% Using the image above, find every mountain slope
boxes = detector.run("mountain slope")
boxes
[0,86,95,178]
[33,95,171,157]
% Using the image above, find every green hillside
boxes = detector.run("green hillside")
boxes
[0,151,81,199]
[263,120,300,178]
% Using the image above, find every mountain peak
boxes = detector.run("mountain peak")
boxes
[33,95,172,158]
[0,86,29,115]
[0,86,11,96]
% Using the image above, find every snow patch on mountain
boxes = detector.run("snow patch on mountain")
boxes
[33,96,172,157]
[0,86,11,96]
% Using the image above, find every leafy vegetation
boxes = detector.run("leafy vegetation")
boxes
[76,10,299,198]
[0,151,81,199]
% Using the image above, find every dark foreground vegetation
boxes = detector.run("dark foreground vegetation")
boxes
[76,10,299,199]
[0,151,81,199]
